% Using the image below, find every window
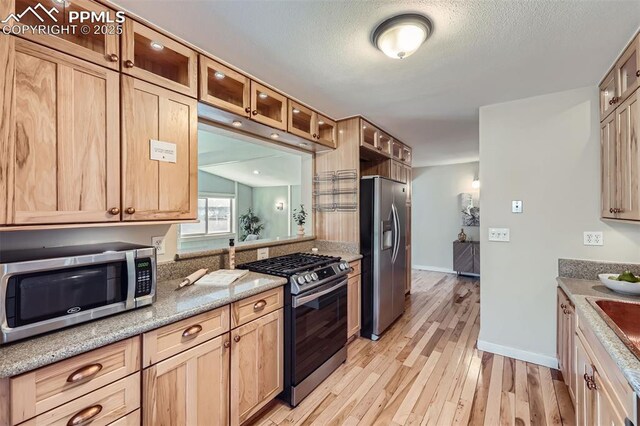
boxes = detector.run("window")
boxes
[180,196,233,236]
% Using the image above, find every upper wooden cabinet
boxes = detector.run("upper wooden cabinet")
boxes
[612,89,639,220]
[360,120,378,151]
[392,140,404,161]
[199,55,250,116]
[616,33,640,104]
[402,146,413,165]
[10,0,120,70]
[4,39,120,225]
[288,100,315,140]
[121,76,198,221]
[600,69,618,121]
[249,81,287,131]
[122,19,198,97]
[377,132,392,157]
[316,114,337,149]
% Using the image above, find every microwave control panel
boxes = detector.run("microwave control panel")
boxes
[135,258,153,297]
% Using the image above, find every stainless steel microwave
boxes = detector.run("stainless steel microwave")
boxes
[0,242,157,344]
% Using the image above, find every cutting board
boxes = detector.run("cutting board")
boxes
[196,269,250,286]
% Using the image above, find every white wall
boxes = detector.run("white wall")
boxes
[412,162,480,272]
[479,85,640,367]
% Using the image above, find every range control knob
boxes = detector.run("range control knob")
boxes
[304,274,312,283]
[311,272,319,281]
[339,263,347,271]
[297,276,306,285]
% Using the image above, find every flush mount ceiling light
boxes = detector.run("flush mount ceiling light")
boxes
[150,41,164,51]
[372,13,433,59]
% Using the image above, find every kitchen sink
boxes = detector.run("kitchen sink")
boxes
[589,298,640,359]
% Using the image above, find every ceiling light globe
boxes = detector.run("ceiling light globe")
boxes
[373,14,432,59]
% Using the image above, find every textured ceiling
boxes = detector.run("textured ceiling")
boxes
[113,0,640,167]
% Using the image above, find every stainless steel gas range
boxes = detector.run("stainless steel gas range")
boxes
[238,253,352,406]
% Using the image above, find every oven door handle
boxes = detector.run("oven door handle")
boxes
[292,278,348,308]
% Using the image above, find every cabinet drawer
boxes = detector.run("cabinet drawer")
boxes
[10,337,140,424]
[231,287,284,328]
[20,374,139,426]
[143,305,230,367]
[110,409,140,426]
[348,260,361,278]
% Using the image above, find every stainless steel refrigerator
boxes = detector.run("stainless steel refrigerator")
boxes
[360,176,407,340]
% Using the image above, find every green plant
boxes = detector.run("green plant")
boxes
[238,208,265,241]
[293,204,308,226]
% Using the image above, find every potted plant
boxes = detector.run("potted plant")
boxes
[292,204,308,237]
[238,208,265,241]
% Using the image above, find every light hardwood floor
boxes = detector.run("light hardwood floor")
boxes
[252,270,575,426]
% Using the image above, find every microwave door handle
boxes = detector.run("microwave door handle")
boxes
[125,251,136,309]
[292,278,348,307]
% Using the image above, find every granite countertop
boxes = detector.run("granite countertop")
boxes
[313,250,363,263]
[557,277,640,395]
[0,272,287,378]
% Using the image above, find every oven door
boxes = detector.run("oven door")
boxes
[291,277,348,386]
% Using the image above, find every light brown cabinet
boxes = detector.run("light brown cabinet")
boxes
[347,272,361,340]
[615,33,640,106]
[316,114,337,149]
[402,146,412,165]
[121,76,198,221]
[392,140,404,161]
[199,56,250,117]
[122,19,198,97]
[231,308,284,425]
[600,69,619,121]
[377,132,393,157]
[287,101,337,148]
[360,120,379,152]
[249,81,287,131]
[556,288,575,403]
[3,38,120,225]
[10,0,121,70]
[143,334,230,426]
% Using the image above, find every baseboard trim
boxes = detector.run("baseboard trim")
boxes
[413,264,456,274]
[477,340,558,369]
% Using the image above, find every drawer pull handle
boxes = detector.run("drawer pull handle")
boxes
[67,363,103,383]
[253,300,267,311]
[67,405,102,426]
[182,324,203,338]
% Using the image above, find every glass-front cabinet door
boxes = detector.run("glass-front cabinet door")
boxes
[287,100,314,140]
[377,133,392,157]
[199,56,250,116]
[392,141,404,160]
[11,0,120,69]
[250,81,287,131]
[122,19,198,97]
[600,69,618,121]
[616,33,640,104]
[360,120,378,151]
[316,115,337,149]
[402,146,412,164]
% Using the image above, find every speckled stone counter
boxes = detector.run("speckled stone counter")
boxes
[0,272,286,378]
[312,250,363,263]
[557,277,640,394]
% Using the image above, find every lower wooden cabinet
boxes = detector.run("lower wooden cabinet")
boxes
[556,288,576,402]
[347,274,361,339]
[231,308,284,425]
[142,334,230,426]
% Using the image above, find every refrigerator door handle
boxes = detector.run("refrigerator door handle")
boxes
[391,203,400,263]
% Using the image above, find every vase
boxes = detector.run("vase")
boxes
[457,228,467,242]
[297,225,305,237]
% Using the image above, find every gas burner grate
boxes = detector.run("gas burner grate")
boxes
[238,253,341,276]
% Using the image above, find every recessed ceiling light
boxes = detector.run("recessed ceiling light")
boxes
[270,133,279,139]
[259,92,268,99]
[253,170,260,175]
[372,14,433,59]
[150,41,164,51]
[292,108,300,114]
[299,142,309,147]
[231,120,242,127]
[214,71,225,79]
[318,120,325,125]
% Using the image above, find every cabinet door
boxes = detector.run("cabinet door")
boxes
[567,306,576,403]
[10,0,120,70]
[287,100,315,141]
[595,370,627,426]
[121,76,197,221]
[249,81,287,131]
[8,39,120,225]
[601,112,617,218]
[557,290,565,373]
[377,133,392,157]
[392,140,404,160]
[317,115,337,149]
[360,120,378,151]
[122,19,198,97]
[600,69,618,121]
[616,34,640,104]
[614,89,639,220]
[199,56,250,116]
[402,146,413,165]
[472,244,480,274]
[453,242,474,274]
[347,275,361,339]
[143,334,230,426]
[576,337,596,426]
[231,309,283,426]
[405,165,412,204]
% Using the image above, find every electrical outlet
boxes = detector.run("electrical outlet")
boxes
[152,236,166,255]
[488,228,510,242]
[512,200,523,213]
[583,232,603,246]
[257,247,269,260]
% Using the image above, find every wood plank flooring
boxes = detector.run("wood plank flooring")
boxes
[252,270,575,426]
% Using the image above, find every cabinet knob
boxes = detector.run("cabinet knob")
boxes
[636,70,640,77]
[124,60,134,68]
[245,107,251,114]
[182,324,203,338]
[613,96,619,104]
[67,363,103,383]
[108,53,118,62]
[125,207,135,215]
[108,207,120,215]
[312,133,317,138]
[610,208,614,213]
[234,335,241,342]
[66,405,103,426]
[224,341,230,348]
[560,303,566,309]
[252,110,258,116]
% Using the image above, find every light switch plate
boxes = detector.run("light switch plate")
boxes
[488,228,510,242]
[512,200,523,213]
[257,247,269,260]
[152,236,166,255]
[584,232,603,246]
